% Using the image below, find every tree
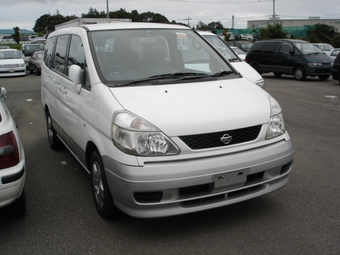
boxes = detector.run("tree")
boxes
[12,27,20,44]
[266,23,287,39]
[207,21,224,31]
[307,23,337,44]
[82,8,106,18]
[33,12,76,33]
[196,21,208,31]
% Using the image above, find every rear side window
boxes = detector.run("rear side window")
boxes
[262,42,280,53]
[248,42,263,53]
[44,37,57,68]
[53,35,69,74]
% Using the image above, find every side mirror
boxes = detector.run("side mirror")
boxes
[1,87,7,98]
[69,65,83,94]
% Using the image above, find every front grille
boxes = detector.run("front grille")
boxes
[179,125,261,150]
[4,64,20,68]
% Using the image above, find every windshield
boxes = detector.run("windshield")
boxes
[0,50,22,60]
[293,42,324,55]
[201,34,240,62]
[23,44,45,55]
[89,29,234,85]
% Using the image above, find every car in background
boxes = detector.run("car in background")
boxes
[21,44,45,69]
[0,35,14,44]
[245,39,333,81]
[0,46,11,49]
[28,51,44,75]
[0,87,26,217]
[313,43,334,56]
[0,49,26,77]
[332,50,340,84]
[198,31,264,89]
[329,48,340,62]
[19,36,30,44]
[230,46,246,60]
[227,41,253,52]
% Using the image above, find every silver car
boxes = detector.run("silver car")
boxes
[0,87,26,216]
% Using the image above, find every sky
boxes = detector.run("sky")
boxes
[0,0,339,31]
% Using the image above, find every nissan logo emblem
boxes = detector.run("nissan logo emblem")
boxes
[220,134,232,144]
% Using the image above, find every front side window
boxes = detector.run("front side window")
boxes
[89,28,235,86]
[279,43,293,55]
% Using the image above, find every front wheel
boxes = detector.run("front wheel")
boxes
[90,150,117,219]
[46,111,62,150]
[318,75,329,81]
[294,66,307,81]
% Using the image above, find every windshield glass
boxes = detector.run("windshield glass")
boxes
[293,42,324,55]
[0,50,22,60]
[89,28,234,85]
[23,44,45,55]
[201,34,240,62]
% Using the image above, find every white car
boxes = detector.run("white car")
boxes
[41,22,293,219]
[0,87,26,216]
[230,46,246,60]
[313,43,334,56]
[0,49,26,77]
[198,31,264,89]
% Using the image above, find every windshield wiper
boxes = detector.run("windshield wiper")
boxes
[117,72,209,86]
[210,71,234,77]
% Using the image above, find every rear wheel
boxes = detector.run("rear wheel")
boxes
[318,75,329,81]
[90,150,118,219]
[294,66,306,81]
[46,111,62,150]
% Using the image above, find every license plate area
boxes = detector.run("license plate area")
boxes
[213,169,249,191]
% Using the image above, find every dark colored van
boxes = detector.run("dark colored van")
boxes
[245,39,333,81]
[332,51,340,84]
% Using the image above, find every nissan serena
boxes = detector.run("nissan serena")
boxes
[41,23,293,219]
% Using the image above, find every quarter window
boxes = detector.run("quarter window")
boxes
[53,35,69,74]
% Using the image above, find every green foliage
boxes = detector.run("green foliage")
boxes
[12,27,20,44]
[331,34,340,48]
[306,23,337,44]
[33,12,77,33]
[266,23,288,39]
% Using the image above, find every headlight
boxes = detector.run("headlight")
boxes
[266,95,285,139]
[112,112,180,156]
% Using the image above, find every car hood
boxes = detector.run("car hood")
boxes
[305,53,333,62]
[0,59,25,65]
[232,62,263,84]
[110,78,270,136]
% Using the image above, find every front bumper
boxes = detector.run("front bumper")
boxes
[104,139,293,218]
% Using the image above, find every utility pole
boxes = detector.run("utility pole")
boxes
[106,0,109,19]
[184,16,192,26]
[273,0,276,23]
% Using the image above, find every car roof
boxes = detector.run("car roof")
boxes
[53,22,190,35]
[255,39,307,44]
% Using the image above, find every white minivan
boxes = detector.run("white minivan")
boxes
[41,23,293,219]
[198,31,264,89]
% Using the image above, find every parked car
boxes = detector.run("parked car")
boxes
[19,36,30,44]
[41,22,293,219]
[332,50,340,84]
[230,46,246,60]
[0,49,26,77]
[198,31,264,88]
[227,41,253,52]
[0,87,26,216]
[329,48,340,62]
[0,35,14,44]
[0,46,11,49]
[28,51,44,75]
[313,43,334,56]
[21,44,45,69]
[245,39,333,81]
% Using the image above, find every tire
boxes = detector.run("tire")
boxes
[274,72,282,77]
[90,150,117,219]
[7,188,26,217]
[29,66,34,74]
[294,66,306,81]
[318,75,329,81]
[46,111,62,150]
